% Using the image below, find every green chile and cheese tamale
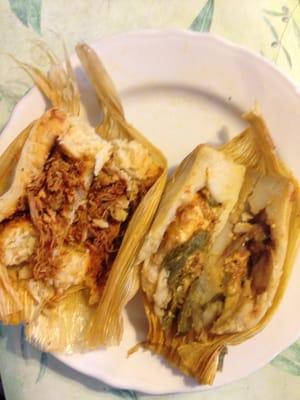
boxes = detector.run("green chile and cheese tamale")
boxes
[138,110,300,384]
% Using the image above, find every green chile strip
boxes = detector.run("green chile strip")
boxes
[161,229,209,329]
[206,193,221,208]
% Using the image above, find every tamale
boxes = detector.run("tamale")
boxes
[0,43,167,352]
[138,109,300,384]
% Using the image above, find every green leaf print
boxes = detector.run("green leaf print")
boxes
[109,389,138,399]
[263,13,293,68]
[292,19,300,47]
[0,85,20,108]
[271,341,300,376]
[36,352,48,383]
[190,0,214,32]
[20,326,29,361]
[0,84,29,132]
[263,9,284,17]
[8,0,42,34]
[262,3,300,69]
[282,45,292,68]
[0,84,21,131]
[263,16,279,41]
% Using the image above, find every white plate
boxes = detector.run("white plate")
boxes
[1,29,300,395]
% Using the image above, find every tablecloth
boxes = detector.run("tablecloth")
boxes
[0,0,300,399]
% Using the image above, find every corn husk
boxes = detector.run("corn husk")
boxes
[75,43,164,168]
[0,109,71,326]
[11,42,80,116]
[25,287,97,352]
[9,45,99,350]
[0,123,33,196]
[142,108,300,384]
[0,42,167,352]
[0,264,22,318]
[0,42,79,198]
[75,43,167,346]
[0,45,82,332]
[1,279,40,325]
[0,122,37,323]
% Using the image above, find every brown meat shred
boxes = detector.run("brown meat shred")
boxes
[3,133,160,306]
[25,142,159,301]
[68,167,128,304]
[67,163,158,304]
[223,209,272,297]
[247,210,273,294]
[27,147,86,280]
[86,222,123,304]
[88,168,127,221]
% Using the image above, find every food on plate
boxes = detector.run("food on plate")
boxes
[0,43,167,351]
[1,39,299,387]
[138,110,300,384]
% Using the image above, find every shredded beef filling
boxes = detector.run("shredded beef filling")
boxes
[85,169,127,304]
[27,146,86,280]
[67,164,157,304]
[11,143,158,303]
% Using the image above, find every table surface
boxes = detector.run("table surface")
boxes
[0,0,300,399]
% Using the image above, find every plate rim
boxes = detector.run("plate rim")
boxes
[2,29,300,139]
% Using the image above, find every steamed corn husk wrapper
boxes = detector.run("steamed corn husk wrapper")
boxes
[11,41,81,117]
[0,43,167,352]
[139,109,300,384]
[75,43,167,345]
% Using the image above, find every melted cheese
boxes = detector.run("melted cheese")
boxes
[153,268,171,317]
